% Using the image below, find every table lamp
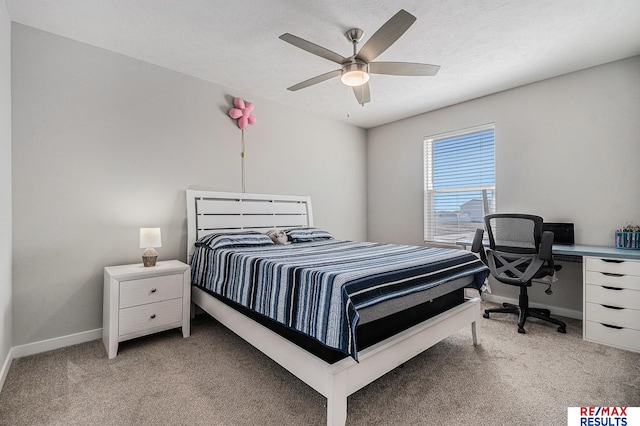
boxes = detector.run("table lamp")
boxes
[140,227,161,267]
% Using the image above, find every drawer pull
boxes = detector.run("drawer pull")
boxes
[601,272,624,277]
[150,288,157,293]
[601,323,623,330]
[601,304,624,310]
[150,314,156,319]
[602,259,624,264]
[602,286,623,291]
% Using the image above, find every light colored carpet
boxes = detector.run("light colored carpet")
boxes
[1,302,639,425]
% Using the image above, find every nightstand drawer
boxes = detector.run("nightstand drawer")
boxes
[585,321,640,352]
[585,302,640,331]
[585,284,640,310]
[119,298,183,336]
[585,257,640,276]
[585,271,640,291]
[119,274,183,308]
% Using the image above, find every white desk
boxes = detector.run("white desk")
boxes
[457,241,640,353]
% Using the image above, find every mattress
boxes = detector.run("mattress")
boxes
[357,274,474,324]
[191,239,489,359]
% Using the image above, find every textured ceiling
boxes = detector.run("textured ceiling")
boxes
[6,0,640,129]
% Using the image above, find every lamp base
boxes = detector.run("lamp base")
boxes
[142,248,158,267]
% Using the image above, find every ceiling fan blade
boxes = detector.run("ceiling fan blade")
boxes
[287,69,342,91]
[356,9,416,63]
[369,62,440,76]
[280,33,347,64]
[352,82,371,105]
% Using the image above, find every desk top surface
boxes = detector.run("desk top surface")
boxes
[455,241,640,260]
[551,244,640,260]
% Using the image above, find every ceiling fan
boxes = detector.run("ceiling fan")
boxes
[279,9,440,106]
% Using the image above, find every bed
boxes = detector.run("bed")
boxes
[186,187,488,425]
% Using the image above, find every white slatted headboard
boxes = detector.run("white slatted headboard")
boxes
[186,187,314,262]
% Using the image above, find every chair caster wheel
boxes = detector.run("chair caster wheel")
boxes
[483,312,490,319]
[558,327,566,334]
[518,327,526,334]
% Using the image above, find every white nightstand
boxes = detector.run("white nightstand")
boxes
[103,260,191,358]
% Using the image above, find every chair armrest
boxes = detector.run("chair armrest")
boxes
[540,231,554,261]
[471,228,487,265]
[471,228,484,253]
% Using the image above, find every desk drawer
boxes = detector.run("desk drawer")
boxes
[585,271,640,291]
[585,284,640,310]
[120,274,183,308]
[585,302,640,331]
[119,298,182,336]
[585,257,640,276]
[585,321,640,352]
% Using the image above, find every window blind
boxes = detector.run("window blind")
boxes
[424,124,496,243]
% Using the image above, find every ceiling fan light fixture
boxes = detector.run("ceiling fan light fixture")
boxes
[341,63,369,87]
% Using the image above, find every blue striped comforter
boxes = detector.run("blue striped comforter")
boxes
[190,240,489,359]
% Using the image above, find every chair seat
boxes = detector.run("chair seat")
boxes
[496,264,561,286]
[532,264,560,279]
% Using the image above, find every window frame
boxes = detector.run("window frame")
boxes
[423,123,496,243]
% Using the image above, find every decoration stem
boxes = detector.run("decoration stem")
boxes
[241,129,245,193]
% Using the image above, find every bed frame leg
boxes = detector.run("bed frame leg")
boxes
[472,300,481,346]
[472,320,481,346]
[326,370,348,426]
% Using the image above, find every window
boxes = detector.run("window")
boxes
[424,124,496,243]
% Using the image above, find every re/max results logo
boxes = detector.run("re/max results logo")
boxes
[567,407,639,426]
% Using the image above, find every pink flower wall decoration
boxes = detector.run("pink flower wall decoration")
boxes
[227,97,257,193]
[228,98,257,129]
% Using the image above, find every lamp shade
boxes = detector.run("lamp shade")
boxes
[139,227,161,248]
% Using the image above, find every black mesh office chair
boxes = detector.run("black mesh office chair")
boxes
[471,214,567,334]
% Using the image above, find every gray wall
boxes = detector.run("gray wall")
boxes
[367,56,640,315]
[11,24,367,346]
[1,4,12,370]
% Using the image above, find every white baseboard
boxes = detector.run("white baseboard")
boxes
[11,328,102,359]
[482,293,582,320]
[0,346,13,394]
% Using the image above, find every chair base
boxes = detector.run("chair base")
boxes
[483,291,567,334]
